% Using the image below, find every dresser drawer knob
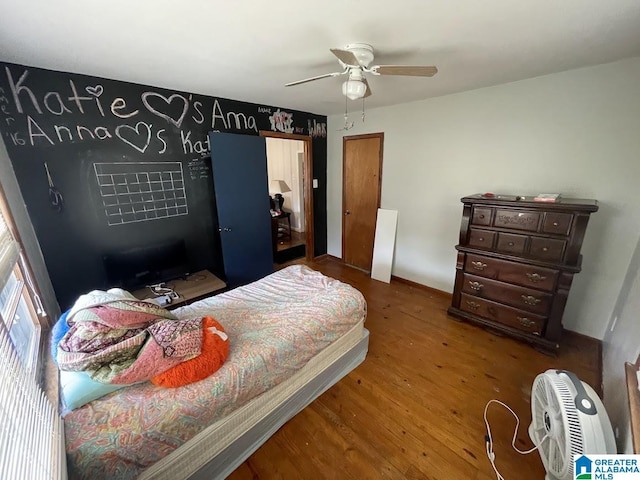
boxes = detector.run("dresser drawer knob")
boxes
[507,242,515,246]
[517,316,536,328]
[553,221,559,226]
[521,295,541,306]
[479,214,485,219]
[478,237,484,242]
[526,273,546,283]
[471,261,487,271]
[541,247,549,252]
[466,301,480,311]
[468,281,483,291]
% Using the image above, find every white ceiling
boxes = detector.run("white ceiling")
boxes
[1,0,640,116]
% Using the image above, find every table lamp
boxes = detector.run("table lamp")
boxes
[270,180,291,212]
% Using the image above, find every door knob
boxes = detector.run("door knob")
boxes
[344,210,351,216]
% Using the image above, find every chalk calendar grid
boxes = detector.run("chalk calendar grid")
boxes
[93,162,188,226]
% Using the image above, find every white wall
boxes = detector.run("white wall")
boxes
[602,235,640,452]
[327,56,640,340]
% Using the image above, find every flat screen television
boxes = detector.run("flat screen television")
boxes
[102,239,189,291]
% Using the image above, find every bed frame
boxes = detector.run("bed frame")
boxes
[136,329,369,480]
[191,330,368,479]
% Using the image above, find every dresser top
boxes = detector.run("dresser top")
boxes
[462,194,599,212]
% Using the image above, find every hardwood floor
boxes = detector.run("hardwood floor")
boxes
[229,257,601,480]
[276,229,306,252]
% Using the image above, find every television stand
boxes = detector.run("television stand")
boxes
[132,270,226,310]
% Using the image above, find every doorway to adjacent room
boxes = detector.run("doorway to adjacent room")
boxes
[260,132,314,264]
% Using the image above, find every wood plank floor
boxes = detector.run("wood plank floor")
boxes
[228,256,600,480]
[276,229,306,252]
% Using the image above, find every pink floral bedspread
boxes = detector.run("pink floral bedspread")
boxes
[64,265,366,479]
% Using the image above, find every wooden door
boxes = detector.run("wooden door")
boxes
[342,133,383,271]
[209,132,273,287]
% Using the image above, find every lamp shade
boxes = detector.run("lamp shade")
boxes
[270,180,291,194]
[341,80,367,100]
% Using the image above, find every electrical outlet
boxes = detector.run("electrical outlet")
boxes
[610,315,618,332]
[313,179,318,188]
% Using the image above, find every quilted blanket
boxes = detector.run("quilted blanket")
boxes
[57,288,203,384]
[65,265,367,480]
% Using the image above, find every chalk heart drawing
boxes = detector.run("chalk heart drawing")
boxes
[115,122,152,153]
[142,92,188,128]
[85,85,103,97]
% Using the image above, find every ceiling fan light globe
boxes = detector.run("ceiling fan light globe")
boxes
[342,80,367,100]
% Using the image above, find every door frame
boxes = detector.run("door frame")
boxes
[342,132,384,266]
[259,131,314,261]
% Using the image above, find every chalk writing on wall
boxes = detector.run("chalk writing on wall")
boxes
[0,61,329,309]
[211,99,258,132]
[1,66,328,161]
[308,119,327,138]
[187,157,210,180]
[94,162,188,226]
[0,86,16,130]
[1,68,272,154]
[268,109,294,133]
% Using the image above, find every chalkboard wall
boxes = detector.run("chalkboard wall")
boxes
[0,62,328,309]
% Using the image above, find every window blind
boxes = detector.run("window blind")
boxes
[0,206,66,478]
[0,208,19,288]
[0,323,67,480]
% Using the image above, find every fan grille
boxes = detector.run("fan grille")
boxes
[531,372,583,479]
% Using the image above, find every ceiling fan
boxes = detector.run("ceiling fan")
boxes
[285,43,438,100]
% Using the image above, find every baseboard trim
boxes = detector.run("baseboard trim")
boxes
[562,328,603,396]
[390,275,452,299]
[314,254,342,262]
[307,256,604,397]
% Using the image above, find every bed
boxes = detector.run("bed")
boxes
[63,264,369,479]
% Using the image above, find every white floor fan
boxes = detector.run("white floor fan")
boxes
[529,369,616,480]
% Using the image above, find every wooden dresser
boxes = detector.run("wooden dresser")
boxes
[447,194,598,352]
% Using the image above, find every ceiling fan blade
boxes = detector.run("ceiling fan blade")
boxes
[285,71,344,87]
[330,48,360,66]
[373,65,438,77]
[362,78,372,98]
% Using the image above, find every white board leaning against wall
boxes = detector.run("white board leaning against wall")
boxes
[371,209,398,283]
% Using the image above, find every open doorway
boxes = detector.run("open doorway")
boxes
[260,132,314,264]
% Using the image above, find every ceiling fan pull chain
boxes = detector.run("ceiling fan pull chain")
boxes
[361,97,366,123]
[344,86,349,129]
[341,84,354,131]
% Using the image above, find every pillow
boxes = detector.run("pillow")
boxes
[50,310,71,365]
[59,370,126,415]
[53,310,127,414]
[151,316,229,388]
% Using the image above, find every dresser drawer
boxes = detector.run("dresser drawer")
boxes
[464,254,559,292]
[460,293,545,335]
[542,212,572,235]
[496,232,527,255]
[471,207,492,226]
[494,209,540,232]
[468,228,495,249]
[462,273,552,315]
[529,237,566,262]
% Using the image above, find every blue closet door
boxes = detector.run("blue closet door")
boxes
[209,132,273,287]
